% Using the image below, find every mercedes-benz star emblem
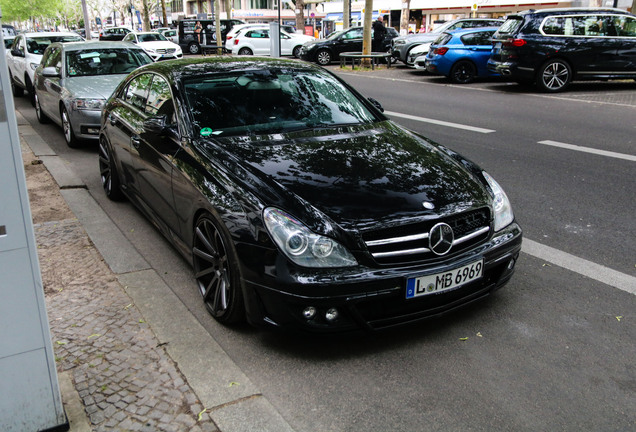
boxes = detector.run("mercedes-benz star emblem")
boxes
[429,223,454,255]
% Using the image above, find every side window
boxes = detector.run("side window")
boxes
[616,16,636,37]
[43,47,62,69]
[145,76,175,124]
[125,74,153,111]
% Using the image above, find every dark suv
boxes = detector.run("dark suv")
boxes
[300,26,398,65]
[488,8,636,92]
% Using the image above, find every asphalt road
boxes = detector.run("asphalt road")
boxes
[16,66,636,431]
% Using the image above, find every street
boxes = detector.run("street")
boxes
[16,66,636,431]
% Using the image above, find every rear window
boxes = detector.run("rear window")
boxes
[496,17,524,35]
[460,31,495,46]
[435,33,453,45]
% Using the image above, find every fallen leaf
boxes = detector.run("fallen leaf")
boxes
[87,334,101,339]
[476,332,483,337]
[459,337,469,341]
[197,408,207,421]
[228,381,240,387]
[56,341,67,345]
[616,316,622,322]
[139,319,145,323]
[542,263,551,267]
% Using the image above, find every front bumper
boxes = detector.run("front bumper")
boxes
[242,222,522,332]
[71,108,102,140]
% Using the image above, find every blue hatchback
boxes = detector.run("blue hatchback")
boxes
[424,27,501,84]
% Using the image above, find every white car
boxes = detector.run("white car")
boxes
[7,31,83,99]
[122,31,182,61]
[408,42,433,69]
[159,29,178,44]
[229,27,314,58]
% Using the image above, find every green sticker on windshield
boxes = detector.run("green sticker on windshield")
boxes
[200,127,213,137]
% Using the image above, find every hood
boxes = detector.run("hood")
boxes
[207,122,490,229]
[63,75,127,100]
[140,41,180,50]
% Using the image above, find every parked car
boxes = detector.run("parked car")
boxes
[7,31,83,100]
[300,26,398,65]
[392,18,504,65]
[33,41,154,148]
[488,8,636,92]
[99,26,133,41]
[159,28,178,44]
[424,27,501,84]
[4,35,15,53]
[407,42,433,68]
[122,31,183,61]
[98,56,522,332]
[229,26,314,57]
[177,19,245,54]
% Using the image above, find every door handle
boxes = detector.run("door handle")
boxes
[109,115,116,126]
[131,135,141,148]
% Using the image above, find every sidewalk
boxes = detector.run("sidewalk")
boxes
[17,111,293,431]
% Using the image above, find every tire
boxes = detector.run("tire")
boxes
[238,47,253,55]
[188,42,201,55]
[34,93,49,124]
[536,59,571,93]
[61,106,81,148]
[193,213,245,324]
[292,45,302,58]
[450,60,477,84]
[316,49,332,66]
[10,73,23,97]
[25,76,35,106]
[98,137,124,201]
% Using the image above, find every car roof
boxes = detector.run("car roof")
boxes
[54,41,144,51]
[513,7,632,17]
[23,31,82,38]
[130,56,322,81]
[446,26,501,35]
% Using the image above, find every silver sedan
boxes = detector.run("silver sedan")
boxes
[33,41,153,147]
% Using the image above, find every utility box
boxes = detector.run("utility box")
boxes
[0,15,68,432]
[269,21,281,57]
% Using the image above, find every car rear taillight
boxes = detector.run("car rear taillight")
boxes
[434,47,448,55]
[504,38,526,47]
[234,39,239,45]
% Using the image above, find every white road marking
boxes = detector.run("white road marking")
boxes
[385,111,496,134]
[538,140,636,162]
[522,239,636,295]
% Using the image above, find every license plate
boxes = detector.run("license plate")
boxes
[406,260,483,299]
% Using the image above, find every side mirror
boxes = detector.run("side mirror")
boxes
[42,66,60,78]
[143,115,168,135]
[11,48,24,57]
[368,97,384,113]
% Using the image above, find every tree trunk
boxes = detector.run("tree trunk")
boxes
[295,0,305,34]
[215,0,222,54]
[142,0,150,31]
[225,0,232,19]
[343,0,350,30]
[361,0,373,67]
[400,0,410,36]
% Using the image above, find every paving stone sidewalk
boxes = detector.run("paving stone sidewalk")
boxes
[27,144,220,431]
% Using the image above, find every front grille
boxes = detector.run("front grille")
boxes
[157,48,176,54]
[362,208,491,265]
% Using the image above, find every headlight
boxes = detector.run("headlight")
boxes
[30,62,39,71]
[482,172,514,231]
[263,208,357,268]
[72,98,105,110]
[394,39,406,46]
[145,48,156,54]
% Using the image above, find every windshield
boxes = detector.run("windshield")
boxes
[139,33,167,42]
[66,48,153,77]
[326,30,344,40]
[184,68,378,137]
[27,35,83,54]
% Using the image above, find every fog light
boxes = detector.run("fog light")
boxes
[302,306,317,320]
[325,308,339,322]
[507,258,516,270]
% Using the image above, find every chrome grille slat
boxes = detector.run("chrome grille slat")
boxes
[362,208,491,265]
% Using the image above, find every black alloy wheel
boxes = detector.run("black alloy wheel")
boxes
[316,49,332,66]
[34,93,49,124]
[450,60,477,84]
[238,47,253,55]
[292,45,302,58]
[193,214,245,324]
[537,59,571,93]
[61,106,80,148]
[98,138,124,201]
